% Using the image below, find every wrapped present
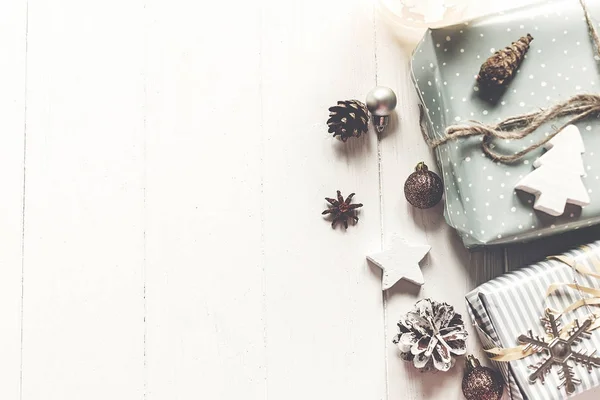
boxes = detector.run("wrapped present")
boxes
[466,240,600,399]
[411,0,600,248]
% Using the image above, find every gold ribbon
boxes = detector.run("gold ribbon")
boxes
[486,246,600,362]
[487,317,600,362]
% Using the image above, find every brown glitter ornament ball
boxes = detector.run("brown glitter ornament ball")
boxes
[404,162,443,209]
[462,355,503,400]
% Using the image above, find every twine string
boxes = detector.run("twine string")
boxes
[422,0,600,163]
[580,0,600,56]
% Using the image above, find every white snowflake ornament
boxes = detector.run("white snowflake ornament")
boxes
[515,125,590,216]
[393,298,467,372]
[366,236,430,290]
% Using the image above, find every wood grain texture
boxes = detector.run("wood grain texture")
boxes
[3,0,599,399]
[21,0,145,398]
[373,11,506,398]
[260,1,386,398]
[145,0,387,398]
[0,0,27,398]
[143,1,267,398]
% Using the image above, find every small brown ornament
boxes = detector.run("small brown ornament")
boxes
[327,100,370,142]
[462,355,503,400]
[404,162,443,209]
[477,34,533,89]
[321,190,363,229]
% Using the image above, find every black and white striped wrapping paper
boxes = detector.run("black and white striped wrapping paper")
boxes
[466,241,600,399]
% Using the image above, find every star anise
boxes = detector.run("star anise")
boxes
[321,190,363,228]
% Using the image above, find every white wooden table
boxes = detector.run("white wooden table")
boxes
[1,0,599,399]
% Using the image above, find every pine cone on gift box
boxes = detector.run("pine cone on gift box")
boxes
[327,100,370,141]
[393,298,467,372]
[477,34,533,89]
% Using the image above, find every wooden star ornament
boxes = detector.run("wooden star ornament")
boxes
[366,237,431,290]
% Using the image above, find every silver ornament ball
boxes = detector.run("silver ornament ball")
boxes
[366,86,397,133]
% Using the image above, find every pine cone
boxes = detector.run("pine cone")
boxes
[327,100,369,141]
[477,34,533,89]
[393,298,467,372]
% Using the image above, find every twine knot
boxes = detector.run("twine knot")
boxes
[423,94,600,163]
[421,0,600,163]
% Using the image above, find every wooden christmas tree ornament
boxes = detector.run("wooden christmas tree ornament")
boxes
[515,125,590,216]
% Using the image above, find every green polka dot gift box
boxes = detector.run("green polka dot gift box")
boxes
[413,0,600,248]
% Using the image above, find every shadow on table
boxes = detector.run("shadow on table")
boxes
[332,128,372,161]
[408,198,446,232]
[407,198,503,287]
[366,259,422,297]
[503,224,600,270]
[401,350,465,398]
[454,220,600,286]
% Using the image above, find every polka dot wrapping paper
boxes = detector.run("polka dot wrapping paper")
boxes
[412,0,600,248]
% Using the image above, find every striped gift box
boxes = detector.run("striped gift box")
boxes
[466,241,600,399]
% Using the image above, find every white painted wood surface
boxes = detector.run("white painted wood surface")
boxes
[1,0,598,399]
[22,0,145,398]
[0,0,26,398]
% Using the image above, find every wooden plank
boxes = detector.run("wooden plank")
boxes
[374,13,506,398]
[21,1,145,398]
[0,0,27,398]
[505,225,600,270]
[260,1,386,399]
[143,1,267,398]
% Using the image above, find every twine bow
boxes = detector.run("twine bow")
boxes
[421,0,600,163]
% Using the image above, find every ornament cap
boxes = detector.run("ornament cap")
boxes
[415,162,428,172]
[465,354,481,372]
[372,115,389,133]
